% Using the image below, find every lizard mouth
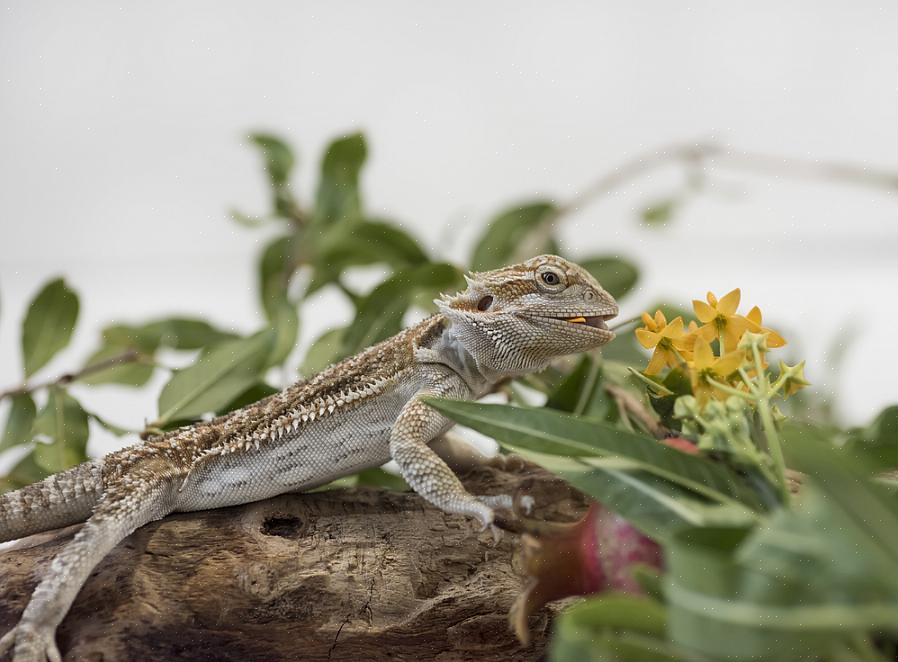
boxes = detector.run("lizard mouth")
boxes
[561,315,613,330]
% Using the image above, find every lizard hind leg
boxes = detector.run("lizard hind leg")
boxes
[1,478,174,661]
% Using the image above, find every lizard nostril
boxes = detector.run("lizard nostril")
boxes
[584,291,596,302]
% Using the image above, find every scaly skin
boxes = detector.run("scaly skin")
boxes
[0,254,618,661]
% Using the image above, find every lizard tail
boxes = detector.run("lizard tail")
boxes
[0,460,104,543]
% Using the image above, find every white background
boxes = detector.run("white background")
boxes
[1,2,897,463]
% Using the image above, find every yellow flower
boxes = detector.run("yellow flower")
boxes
[690,336,745,404]
[636,313,689,375]
[693,289,750,353]
[744,306,786,348]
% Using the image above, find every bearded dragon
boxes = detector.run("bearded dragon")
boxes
[0,254,618,661]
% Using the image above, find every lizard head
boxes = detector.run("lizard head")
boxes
[436,254,619,378]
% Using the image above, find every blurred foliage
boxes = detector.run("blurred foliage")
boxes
[2,131,896,659]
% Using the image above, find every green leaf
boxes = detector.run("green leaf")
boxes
[317,219,428,269]
[264,300,300,368]
[258,235,296,321]
[471,202,557,271]
[0,393,37,452]
[665,526,891,660]
[579,256,640,299]
[83,318,237,387]
[4,450,49,490]
[102,323,162,353]
[550,594,699,662]
[21,278,79,377]
[423,399,766,511]
[32,388,90,473]
[306,219,430,296]
[88,412,133,437]
[249,133,295,188]
[340,263,462,356]
[142,318,238,350]
[665,436,898,660]
[101,318,237,353]
[78,345,154,387]
[229,209,271,228]
[640,198,678,227]
[559,461,757,543]
[544,356,609,419]
[300,328,345,377]
[843,405,898,470]
[314,133,367,227]
[782,427,898,582]
[156,330,276,425]
[216,381,280,415]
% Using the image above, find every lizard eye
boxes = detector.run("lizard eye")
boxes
[477,295,494,311]
[536,266,566,291]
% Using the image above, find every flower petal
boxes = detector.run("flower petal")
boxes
[695,323,717,342]
[692,337,714,370]
[636,328,660,349]
[663,316,685,338]
[645,350,666,375]
[641,312,657,330]
[693,300,716,323]
[766,329,787,348]
[714,350,745,377]
[746,305,762,325]
[718,288,741,316]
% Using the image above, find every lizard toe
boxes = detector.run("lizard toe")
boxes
[487,453,529,473]
[6,623,61,662]
[0,627,14,657]
[476,493,534,515]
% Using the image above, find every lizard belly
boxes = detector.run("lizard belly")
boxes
[174,381,418,512]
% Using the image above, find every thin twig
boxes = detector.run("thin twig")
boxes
[0,349,143,402]
[603,383,668,439]
[516,141,897,262]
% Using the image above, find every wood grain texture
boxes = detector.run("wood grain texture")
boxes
[1,464,588,661]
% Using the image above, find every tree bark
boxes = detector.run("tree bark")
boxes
[0,464,589,661]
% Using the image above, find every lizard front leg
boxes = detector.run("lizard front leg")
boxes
[389,395,495,529]
[0,480,173,662]
[429,432,534,513]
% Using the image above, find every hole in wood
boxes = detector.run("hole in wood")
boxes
[261,515,304,538]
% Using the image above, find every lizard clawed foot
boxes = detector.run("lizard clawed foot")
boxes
[470,507,503,545]
[487,453,529,473]
[477,493,535,515]
[0,623,62,662]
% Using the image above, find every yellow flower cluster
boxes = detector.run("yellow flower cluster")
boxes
[636,288,800,404]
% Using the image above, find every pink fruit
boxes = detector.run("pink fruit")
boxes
[509,503,663,644]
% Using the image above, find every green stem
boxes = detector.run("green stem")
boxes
[706,377,754,400]
[752,344,789,504]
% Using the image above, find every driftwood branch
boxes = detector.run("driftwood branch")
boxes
[0,464,589,661]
